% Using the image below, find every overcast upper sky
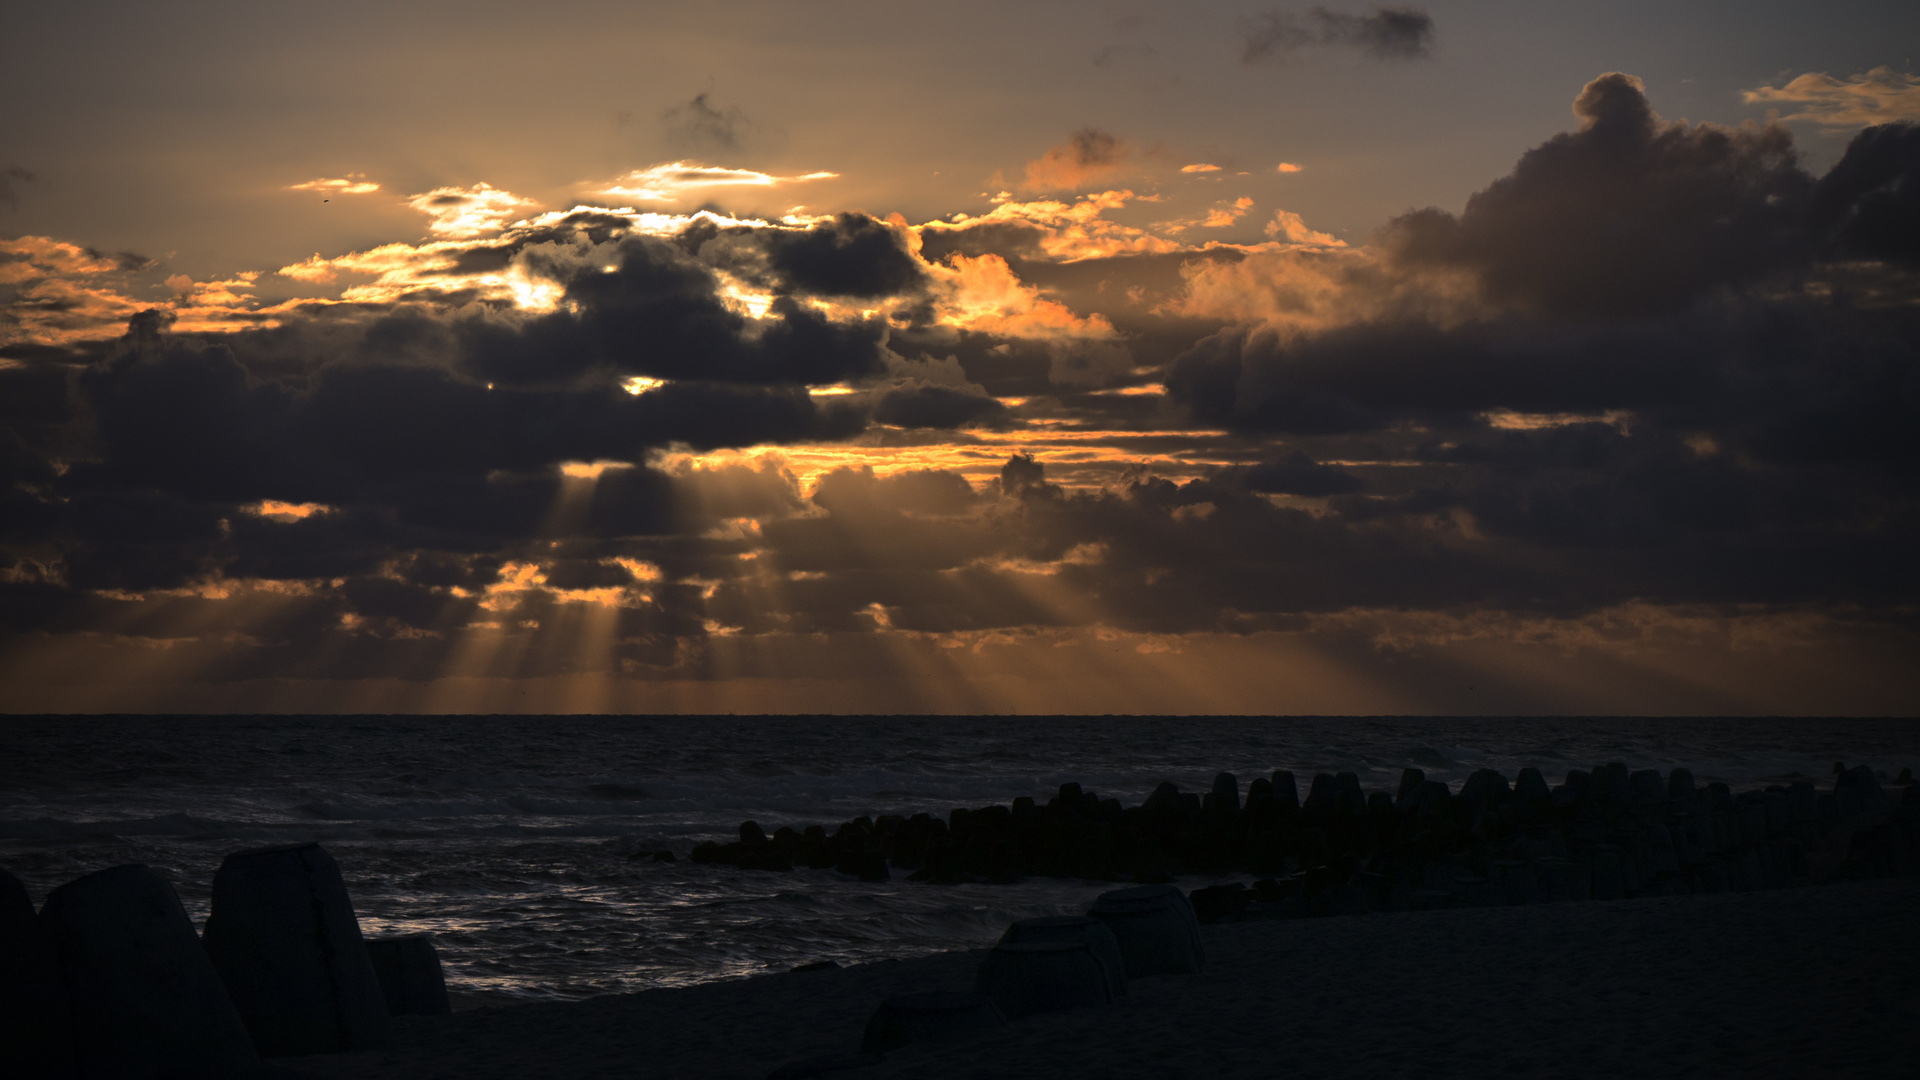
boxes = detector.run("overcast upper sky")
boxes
[3,1,1918,714]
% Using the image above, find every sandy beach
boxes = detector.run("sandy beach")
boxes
[288,877,1920,1080]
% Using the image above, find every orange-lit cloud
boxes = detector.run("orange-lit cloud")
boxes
[922,189,1180,261]
[1743,67,1920,126]
[245,500,334,521]
[0,276,152,345]
[4,71,1918,718]
[1264,209,1344,246]
[0,235,122,280]
[288,174,381,195]
[1479,409,1634,432]
[1021,129,1133,192]
[1277,162,1303,173]
[1158,196,1255,234]
[0,236,284,344]
[1167,245,1377,328]
[929,252,1118,340]
[593,162,838,202]
[406,183,539,238]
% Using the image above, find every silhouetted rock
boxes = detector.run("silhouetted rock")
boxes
[1305,772,1366,818]
[1836,764,1892,818]
[40,864,259,1079]
[1271,771,1300,813]
[1408,779,1452,820]
[1458,769,1512,816]
[1303,773,1333,814]
[1591,763,1632,805]
[1143,781,1186,818]
[1553,768,1592,808]
[364,935,451,1017]
[1395,768,1426,808]
[1243,777,1277,816]
[860,991,1008,1055]
[1514,767,1550,803]
[975,940,1117,1019]
[1630,769,1666,805]
[3,868,78,1079]
[201,843,393,1057]
[1667,767,1697,797]
[836,851,889,882]
[1209,772,1241,812]
[740,847,795,873]
[1087,884,1204,977]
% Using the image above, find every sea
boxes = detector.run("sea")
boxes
[3,714,1916,1008]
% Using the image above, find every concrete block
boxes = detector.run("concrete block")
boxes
[201,843,393,1057]
[364,935,451,1017]
[3,867,78,1079]
[974,941,1117,1019]
[1087,884,1204,977]
[40,864,258,1080]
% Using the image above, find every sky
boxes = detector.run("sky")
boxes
[2,1,1918,714]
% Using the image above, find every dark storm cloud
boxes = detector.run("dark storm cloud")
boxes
[1132,76,1918,640]
[5,75,1920,692]
[1388,73,1810,319]
[871,383,1007,429]
[1226,451,1363,496]
[1168,312,1728,434]
[0,214,907,627]
[1241,7,1434,64]
[86,248,156,273]
[761,213,926,298]
[1810,122,1920,267]
[1172,77,1920,443]
[462,233,898,388]
[913,222,1049,264]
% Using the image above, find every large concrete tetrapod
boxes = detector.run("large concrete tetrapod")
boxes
[201,843,394,1057]
[3,867,79,1079]
[974,941,1118,1019]
[364,934,452,1016]
[996,915,1128,1000]
[1087,884,1204,977]
[39,864,259,1080]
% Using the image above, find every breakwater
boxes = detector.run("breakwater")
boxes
[693,762,1919,918]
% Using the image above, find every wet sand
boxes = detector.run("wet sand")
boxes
[292,878,1920,1080]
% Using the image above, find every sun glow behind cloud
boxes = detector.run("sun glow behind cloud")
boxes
[593,162,838,202]
[6,64,1920,716]
[288,174,380,195]
[406,183,539,238]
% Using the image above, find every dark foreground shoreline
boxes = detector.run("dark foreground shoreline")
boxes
[291,877,1920,1080]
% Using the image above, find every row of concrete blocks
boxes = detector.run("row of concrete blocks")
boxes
[1181,807,1920,924]
[2,843,450,1080]
[769,884,1204,1079]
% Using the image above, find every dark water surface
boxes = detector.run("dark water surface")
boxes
[3,715,1915,1005]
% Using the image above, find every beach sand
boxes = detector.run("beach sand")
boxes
[292,878,1920,1080]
